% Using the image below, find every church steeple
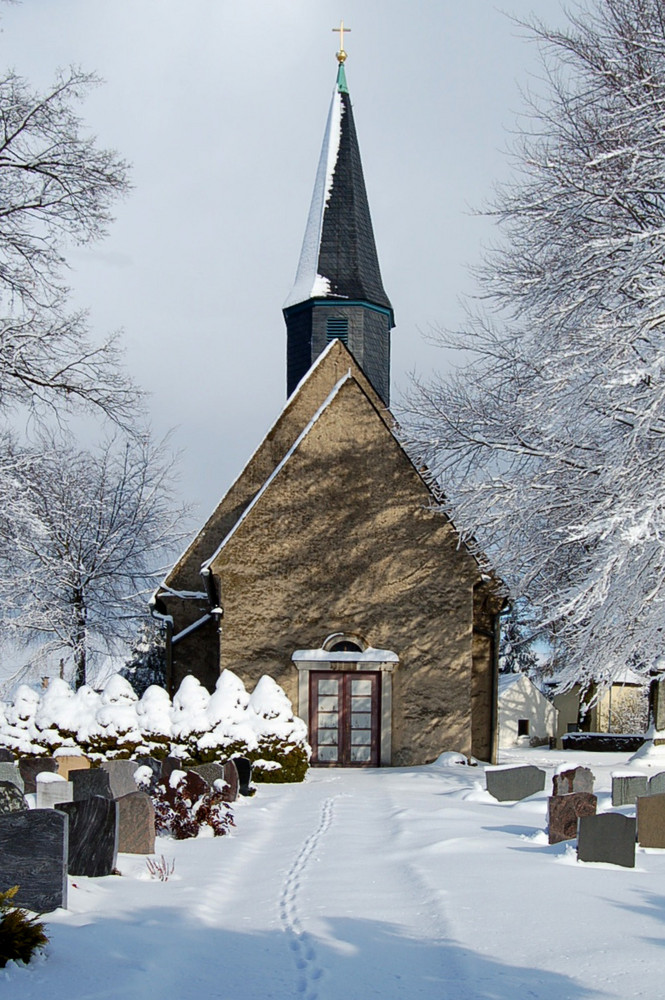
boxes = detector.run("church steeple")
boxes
[283,40,394,405]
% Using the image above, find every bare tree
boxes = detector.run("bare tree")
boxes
[0,66,136,421]
[403,0,665,691]
[0,431,190,688]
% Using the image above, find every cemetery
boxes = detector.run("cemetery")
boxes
[4,675,662,995]
[0,740,663,999]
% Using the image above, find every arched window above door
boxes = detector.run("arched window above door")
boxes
[322,632,367,653]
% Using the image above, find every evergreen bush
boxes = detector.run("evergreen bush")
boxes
[0,886,49,968]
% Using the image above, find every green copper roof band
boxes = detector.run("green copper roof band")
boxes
[284,298,393,320]
[336,63,349,94]
[284,299,395,328]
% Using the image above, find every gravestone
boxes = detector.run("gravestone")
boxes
[133,755,162,792]
[552,766,594,797]
[177,770,209,801]
[548,792,597,844]
[651,676,665,733]
[0,780,27,814]
[189,761,224,785]
[222,760,239,802]
[637,793,665,848]
[18,756,58,794]
[0,762,24,793]
[99,759,139,799]
[116,791,155,854]
[577,812,636,868]
[648,772,665,796]
[56,754,91,779]
[0,808,68,912]
[157,769,208,810]
[189,761,239,802]
[0,748,15,762]
[485,765,546,802]
[612,773,648,806]
[233,756,255,797]
[71,767,113,801]
[161,756,185,784]
[36,774,74,810]
[57,795,118,877]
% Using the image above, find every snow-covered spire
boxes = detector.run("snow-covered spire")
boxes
[283,54,394,405]
[284,62,392,313]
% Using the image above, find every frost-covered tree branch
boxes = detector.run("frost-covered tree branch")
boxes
[403,0,665,691]
[0,431,191,688]
[0,66,137,422]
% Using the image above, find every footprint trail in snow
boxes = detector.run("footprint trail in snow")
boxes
[279,796,335,999]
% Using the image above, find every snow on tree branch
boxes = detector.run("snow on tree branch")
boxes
[402,0,665,691]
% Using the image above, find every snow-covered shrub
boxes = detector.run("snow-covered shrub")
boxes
[0,886,48,968]
[134,685,173,758]
[78,675,142,759]
[194,670,260,762]
[152,770,235,840]
[170,675,212,760]
[0,670,311,779]
[245,676,310,783]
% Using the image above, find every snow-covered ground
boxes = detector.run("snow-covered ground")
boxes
[5,747,665,1000]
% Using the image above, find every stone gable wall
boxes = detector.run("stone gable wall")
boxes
[209,379,482,764]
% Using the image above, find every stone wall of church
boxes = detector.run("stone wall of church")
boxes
[208,377,487,765]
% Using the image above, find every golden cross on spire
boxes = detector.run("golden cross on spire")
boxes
[332,19,351,63]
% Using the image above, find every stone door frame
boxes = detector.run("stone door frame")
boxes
[292,646,398,766]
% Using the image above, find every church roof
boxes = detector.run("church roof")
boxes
[283,62,393,319]
[200,370,352,570]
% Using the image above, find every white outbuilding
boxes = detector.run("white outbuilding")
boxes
[497,673,558,749]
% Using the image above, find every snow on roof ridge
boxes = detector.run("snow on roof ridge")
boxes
[283,84,343,309]
[497,673,524,691]
[159,340,346,591]
[201,372,352,570]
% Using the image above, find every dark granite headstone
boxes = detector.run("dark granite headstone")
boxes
[18,756,58,794]
[0,762,24,793]
[486,765,546,802]
[652,676,665,732]
[548,792,597,844]
[552,766,594,797]
[116,791,155,854]
[57,795,118,877]
[648,772,665,796]
[161,756,185,784]
[0,780,27,814]
[612,773,648,806]
[71,767,113,801]
[133,755,162,792]
[233,756,255,797]
[637,792,665,848]
[577,812,636,868]
[0,808,68,911]
[0,748,15,762]
[99,759,139,799]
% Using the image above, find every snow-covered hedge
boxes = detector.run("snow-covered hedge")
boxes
[0,670,311,782]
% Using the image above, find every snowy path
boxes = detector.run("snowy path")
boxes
[5,756,665,1000]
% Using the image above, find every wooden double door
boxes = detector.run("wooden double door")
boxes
[310,671,380,766]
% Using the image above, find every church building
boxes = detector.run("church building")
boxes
[154,43,502,767]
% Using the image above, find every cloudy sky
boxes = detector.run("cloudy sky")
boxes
[3,0,568,526]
